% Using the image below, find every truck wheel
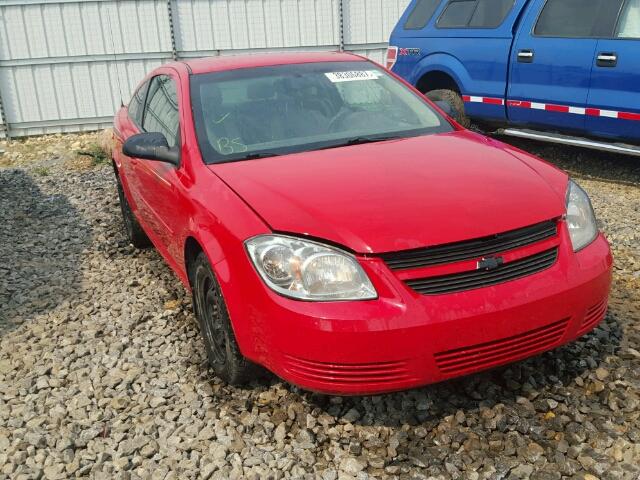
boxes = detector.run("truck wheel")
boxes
[115,173,152,249]
[426,89,471,128]
[191,252,262,386]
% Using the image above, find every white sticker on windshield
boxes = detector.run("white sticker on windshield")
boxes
[324,70,381,83]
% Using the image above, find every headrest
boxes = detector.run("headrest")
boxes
[201,84,222,108]
[247,81,276,100]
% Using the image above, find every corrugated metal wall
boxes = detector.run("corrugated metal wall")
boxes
[0,0,409,138]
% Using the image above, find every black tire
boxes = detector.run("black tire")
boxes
[114,172,152,249]
[426,89,471,128]
[191,252,260,385]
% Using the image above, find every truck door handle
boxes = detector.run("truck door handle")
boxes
[517,50,534,63]
[597,53,617,67]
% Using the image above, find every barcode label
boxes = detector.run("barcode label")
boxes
[324,70,381,83]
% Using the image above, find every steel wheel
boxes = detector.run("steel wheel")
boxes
[195,266,228,366]
[190,252,262,385]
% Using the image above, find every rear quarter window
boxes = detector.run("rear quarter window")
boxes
[437,0,515,29]
[404,0,441,29]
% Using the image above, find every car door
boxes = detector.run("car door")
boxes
[586,0,640,142]
[133,71,184,262]
[507,0,623,133]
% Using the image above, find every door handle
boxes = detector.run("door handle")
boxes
[597,53,617,67]
[517,50,534,63]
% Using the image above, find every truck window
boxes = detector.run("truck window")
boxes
[404,0,441,29]
[437,0,515,29]
[534,0,622,38]
[469,0,515,27]
[617,0,640,38]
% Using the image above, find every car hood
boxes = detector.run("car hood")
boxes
[209,131,567,254]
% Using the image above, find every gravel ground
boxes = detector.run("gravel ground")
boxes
[0,133,639,480]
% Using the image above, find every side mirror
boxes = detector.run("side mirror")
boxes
[123,132,179,166]
[434,100,455,118]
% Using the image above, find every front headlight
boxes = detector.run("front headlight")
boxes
[566,180,598,252]
[245,235,377,301]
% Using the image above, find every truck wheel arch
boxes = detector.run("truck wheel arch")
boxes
[410,53,471,96]
[416,70,461,95]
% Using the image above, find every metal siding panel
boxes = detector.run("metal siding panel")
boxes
[41,4,69,58]
[51,64,80,119]
[281,0,302,47]
[228,1,250,49]
[79,3,105,55]
[0,7,11,60]
[177,0,197,51]
[246,0,266,48]
[3,6,29,58]
[211,0,234,50]
[344,0,408,45]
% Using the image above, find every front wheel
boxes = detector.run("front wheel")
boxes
[426,89,471,128]
[191,252,261,385]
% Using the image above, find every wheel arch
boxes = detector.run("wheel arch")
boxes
[416,70,460,94]
[184,235,204,287]
[411,53,470,95]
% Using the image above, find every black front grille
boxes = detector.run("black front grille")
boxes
[381,220,557,270]
[406,248,558,295]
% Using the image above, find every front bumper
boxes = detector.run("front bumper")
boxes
[223,231,612,395]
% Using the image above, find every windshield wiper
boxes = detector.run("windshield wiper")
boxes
[316,135,404,151]
[234,152,282,161]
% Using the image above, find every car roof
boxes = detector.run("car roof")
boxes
[181,51,368,75]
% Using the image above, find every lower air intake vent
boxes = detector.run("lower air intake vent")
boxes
[283,355,412,386]
[434,318,570,375]
[406,248,558,295]
[579,298,608,335]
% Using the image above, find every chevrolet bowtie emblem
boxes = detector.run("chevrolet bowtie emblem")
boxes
[477,256,504,271]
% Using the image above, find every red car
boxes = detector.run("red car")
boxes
[112,52,612,395]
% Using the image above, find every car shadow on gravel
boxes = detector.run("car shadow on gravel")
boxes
[292,312,623,428]
[0,169,90,335]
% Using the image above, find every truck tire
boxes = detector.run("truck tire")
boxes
[426,89,471,128]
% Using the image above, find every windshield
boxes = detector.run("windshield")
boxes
[190,61,453,163]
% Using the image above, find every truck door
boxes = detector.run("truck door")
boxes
[586,0,640,143]
[506,0,623,134]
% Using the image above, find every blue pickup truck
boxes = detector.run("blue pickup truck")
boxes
[388,0,640,156]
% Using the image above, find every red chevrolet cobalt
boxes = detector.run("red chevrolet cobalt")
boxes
[112,52,612,395]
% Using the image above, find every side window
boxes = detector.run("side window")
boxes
[128,80,148,126]
[469,0,515,28]
[437,0,515,29]
[438,0,476,27]
[534,0,620,38]
[404,0,441,30]
[142,75,179,148]
[617,0,640,38]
